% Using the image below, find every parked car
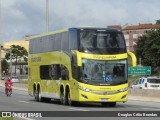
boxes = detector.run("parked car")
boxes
[11,76,19,83]
[1,76,5,80]
[131,77,160,89]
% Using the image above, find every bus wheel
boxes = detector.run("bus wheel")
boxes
[37,88,41,102]
[37,87,43,102]
[33,85,37,100]
[67,91,75,106]
[60,91,65,105]
[38,89,50,102]
[33,88,37,100]
[35,90,39,101]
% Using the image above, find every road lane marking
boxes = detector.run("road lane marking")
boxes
[19,101,30,103]
[17,117,35,120]
[68,107,89,111]
[141,107,160,111]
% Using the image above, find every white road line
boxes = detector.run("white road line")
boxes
[17,117,35,120]
[141,107,160,111]
[19,101,30,103]
[68,107,89,111]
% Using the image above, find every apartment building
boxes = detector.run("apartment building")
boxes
[3,39,29,52]
[108,23,160,52]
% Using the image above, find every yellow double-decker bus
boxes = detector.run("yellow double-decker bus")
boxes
[28,27,136,107]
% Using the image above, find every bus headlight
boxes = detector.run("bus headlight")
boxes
[77,85,90,92]
[118,88,128,92]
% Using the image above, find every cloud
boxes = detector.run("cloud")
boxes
[1,0,160,42]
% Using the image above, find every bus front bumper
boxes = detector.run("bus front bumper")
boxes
[74,90,128,103]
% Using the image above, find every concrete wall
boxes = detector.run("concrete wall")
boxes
[129,88,160,98]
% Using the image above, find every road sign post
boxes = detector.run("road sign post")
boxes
[128,66,151,75]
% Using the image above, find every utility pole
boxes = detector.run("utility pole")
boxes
[139,57,142,66]
[9,49,12,77]
[46,0,49,32]
[0,0,2,80]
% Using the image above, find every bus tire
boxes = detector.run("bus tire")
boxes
[33,86,36,100]
[37,87,44,102]
[67,91,75,106]
[37,88,41,102]
[60,91,66,105]
[35,90,39,102]
[34,88,39,101]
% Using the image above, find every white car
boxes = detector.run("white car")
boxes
[11,76,20,83]
[1,76,5,80]
[131,77,160,89]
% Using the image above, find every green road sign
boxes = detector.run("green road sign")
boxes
[128,66,151,75]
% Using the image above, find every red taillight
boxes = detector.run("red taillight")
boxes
[145,83,147,87]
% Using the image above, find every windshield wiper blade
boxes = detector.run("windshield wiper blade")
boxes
[83,78,91,83]
[99,84,110,86]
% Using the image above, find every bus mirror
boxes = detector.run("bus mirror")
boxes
[127,52,137,67]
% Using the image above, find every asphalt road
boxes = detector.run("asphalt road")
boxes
[0,87,160,120]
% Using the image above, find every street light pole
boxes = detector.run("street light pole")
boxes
[46,0,49,32]
[139,57,142,66]
[0,0,2,80]
[9,49,12,77]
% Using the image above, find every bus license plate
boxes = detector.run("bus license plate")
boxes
[101,98,108,102]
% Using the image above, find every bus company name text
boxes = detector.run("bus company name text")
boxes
[31,57,41,62]
[93,56,116,59]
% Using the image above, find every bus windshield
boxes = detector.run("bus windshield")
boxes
[79,59,127,86]
[79,29,126,54]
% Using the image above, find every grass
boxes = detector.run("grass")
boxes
[0,117,14,120]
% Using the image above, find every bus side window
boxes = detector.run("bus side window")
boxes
[71,55,79,80]
[40,65,50,80]
[61,65,69,80]
[50,64,61,80]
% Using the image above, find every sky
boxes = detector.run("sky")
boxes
[1,0,160,43]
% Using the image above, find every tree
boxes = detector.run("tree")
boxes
[156,19,160,24]
[134,29,160,70]
[1,59,9,75]
[5,45,28,75]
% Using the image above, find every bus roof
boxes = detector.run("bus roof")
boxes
[29,27,121,39]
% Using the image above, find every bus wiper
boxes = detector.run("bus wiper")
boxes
[100,84,110,86]
[84,78,90,83]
